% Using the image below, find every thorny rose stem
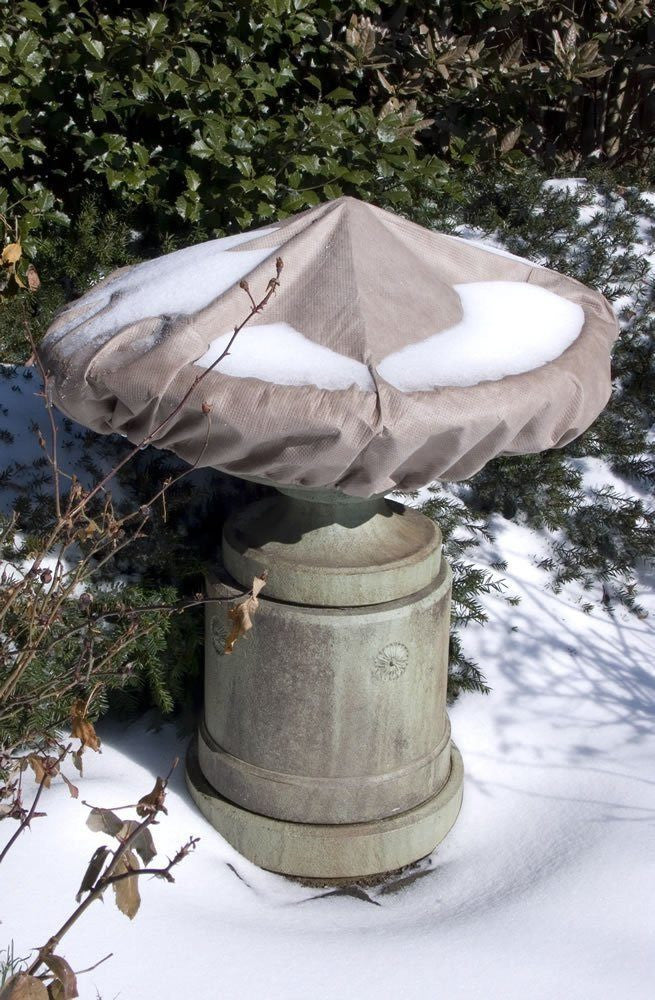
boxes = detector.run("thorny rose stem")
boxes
[25,761,198,979]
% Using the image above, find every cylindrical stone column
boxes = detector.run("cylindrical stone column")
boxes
[186,488,463,879]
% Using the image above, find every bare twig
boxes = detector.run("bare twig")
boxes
[0,744,70,865]
[73,952,113,976]
[62,258,283,519]
[25,315,62,519]
[103,836,200,886]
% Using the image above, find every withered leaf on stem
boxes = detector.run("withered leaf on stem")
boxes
[28,755,59,788]
[42,955,78,1000]
[0,973,48,999]
[1,242,21,266]
[86,807,123,837]
[61,773,79,799]
[136,776,167,817]
[112,849,141,919]
[76,844,110,901]
[118,820,157,865]
[224,574,267,654]
[71,749,84,777]
[70,700,101,753]
[26,263,40,291]
[76,519,100,541]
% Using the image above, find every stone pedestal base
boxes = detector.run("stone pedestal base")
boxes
[186,738,463,880]
[189,486,463,879]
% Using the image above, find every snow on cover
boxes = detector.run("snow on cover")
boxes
[378,281,584,390]
[197,282,583,391]
[195,321,375,391]
[43,212,586,391]
[46,227,279,356]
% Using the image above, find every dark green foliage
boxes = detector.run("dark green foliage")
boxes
[539,487,653,610]
[335,1,654,169]
[467,452,585,526]
[0,0,443,244]
[0,497,184,753]
[1,0,652,255]
[0,200,147,361]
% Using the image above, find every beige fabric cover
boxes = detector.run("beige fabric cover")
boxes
[41,197,618,497]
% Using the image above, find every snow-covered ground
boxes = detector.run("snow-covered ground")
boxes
[3,512,654,1000]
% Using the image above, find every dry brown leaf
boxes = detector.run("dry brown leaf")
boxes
[118,820,157,865]
[500,125,522,153]
[0,973,49,999]
[224,574,267,654]
[70,700,101,752]
[71,749,84,777]
[1,242,21,266]
[61,773,79,799]
[42,955,78,1000]
[224,603,251,654]
[28,755,59,788]
[112,849,141,919]
[136,776,167,817]
[76,519,100,541]
[86,807,123,837]
[76,844,110,901]
[26,263,40,291]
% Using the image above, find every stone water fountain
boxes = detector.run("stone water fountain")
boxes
[41,197,617,879]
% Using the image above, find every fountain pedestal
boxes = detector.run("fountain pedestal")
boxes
[186,488,463,879]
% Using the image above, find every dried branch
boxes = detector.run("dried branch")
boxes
[0,259,284,763]
[24,761,194,981]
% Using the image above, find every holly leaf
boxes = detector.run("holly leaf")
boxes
[112,849,141,919]
[500,125,522,153]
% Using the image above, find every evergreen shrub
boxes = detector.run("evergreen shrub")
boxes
[0,0,652,253]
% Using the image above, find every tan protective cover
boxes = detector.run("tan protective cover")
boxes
[41,197,618,497]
